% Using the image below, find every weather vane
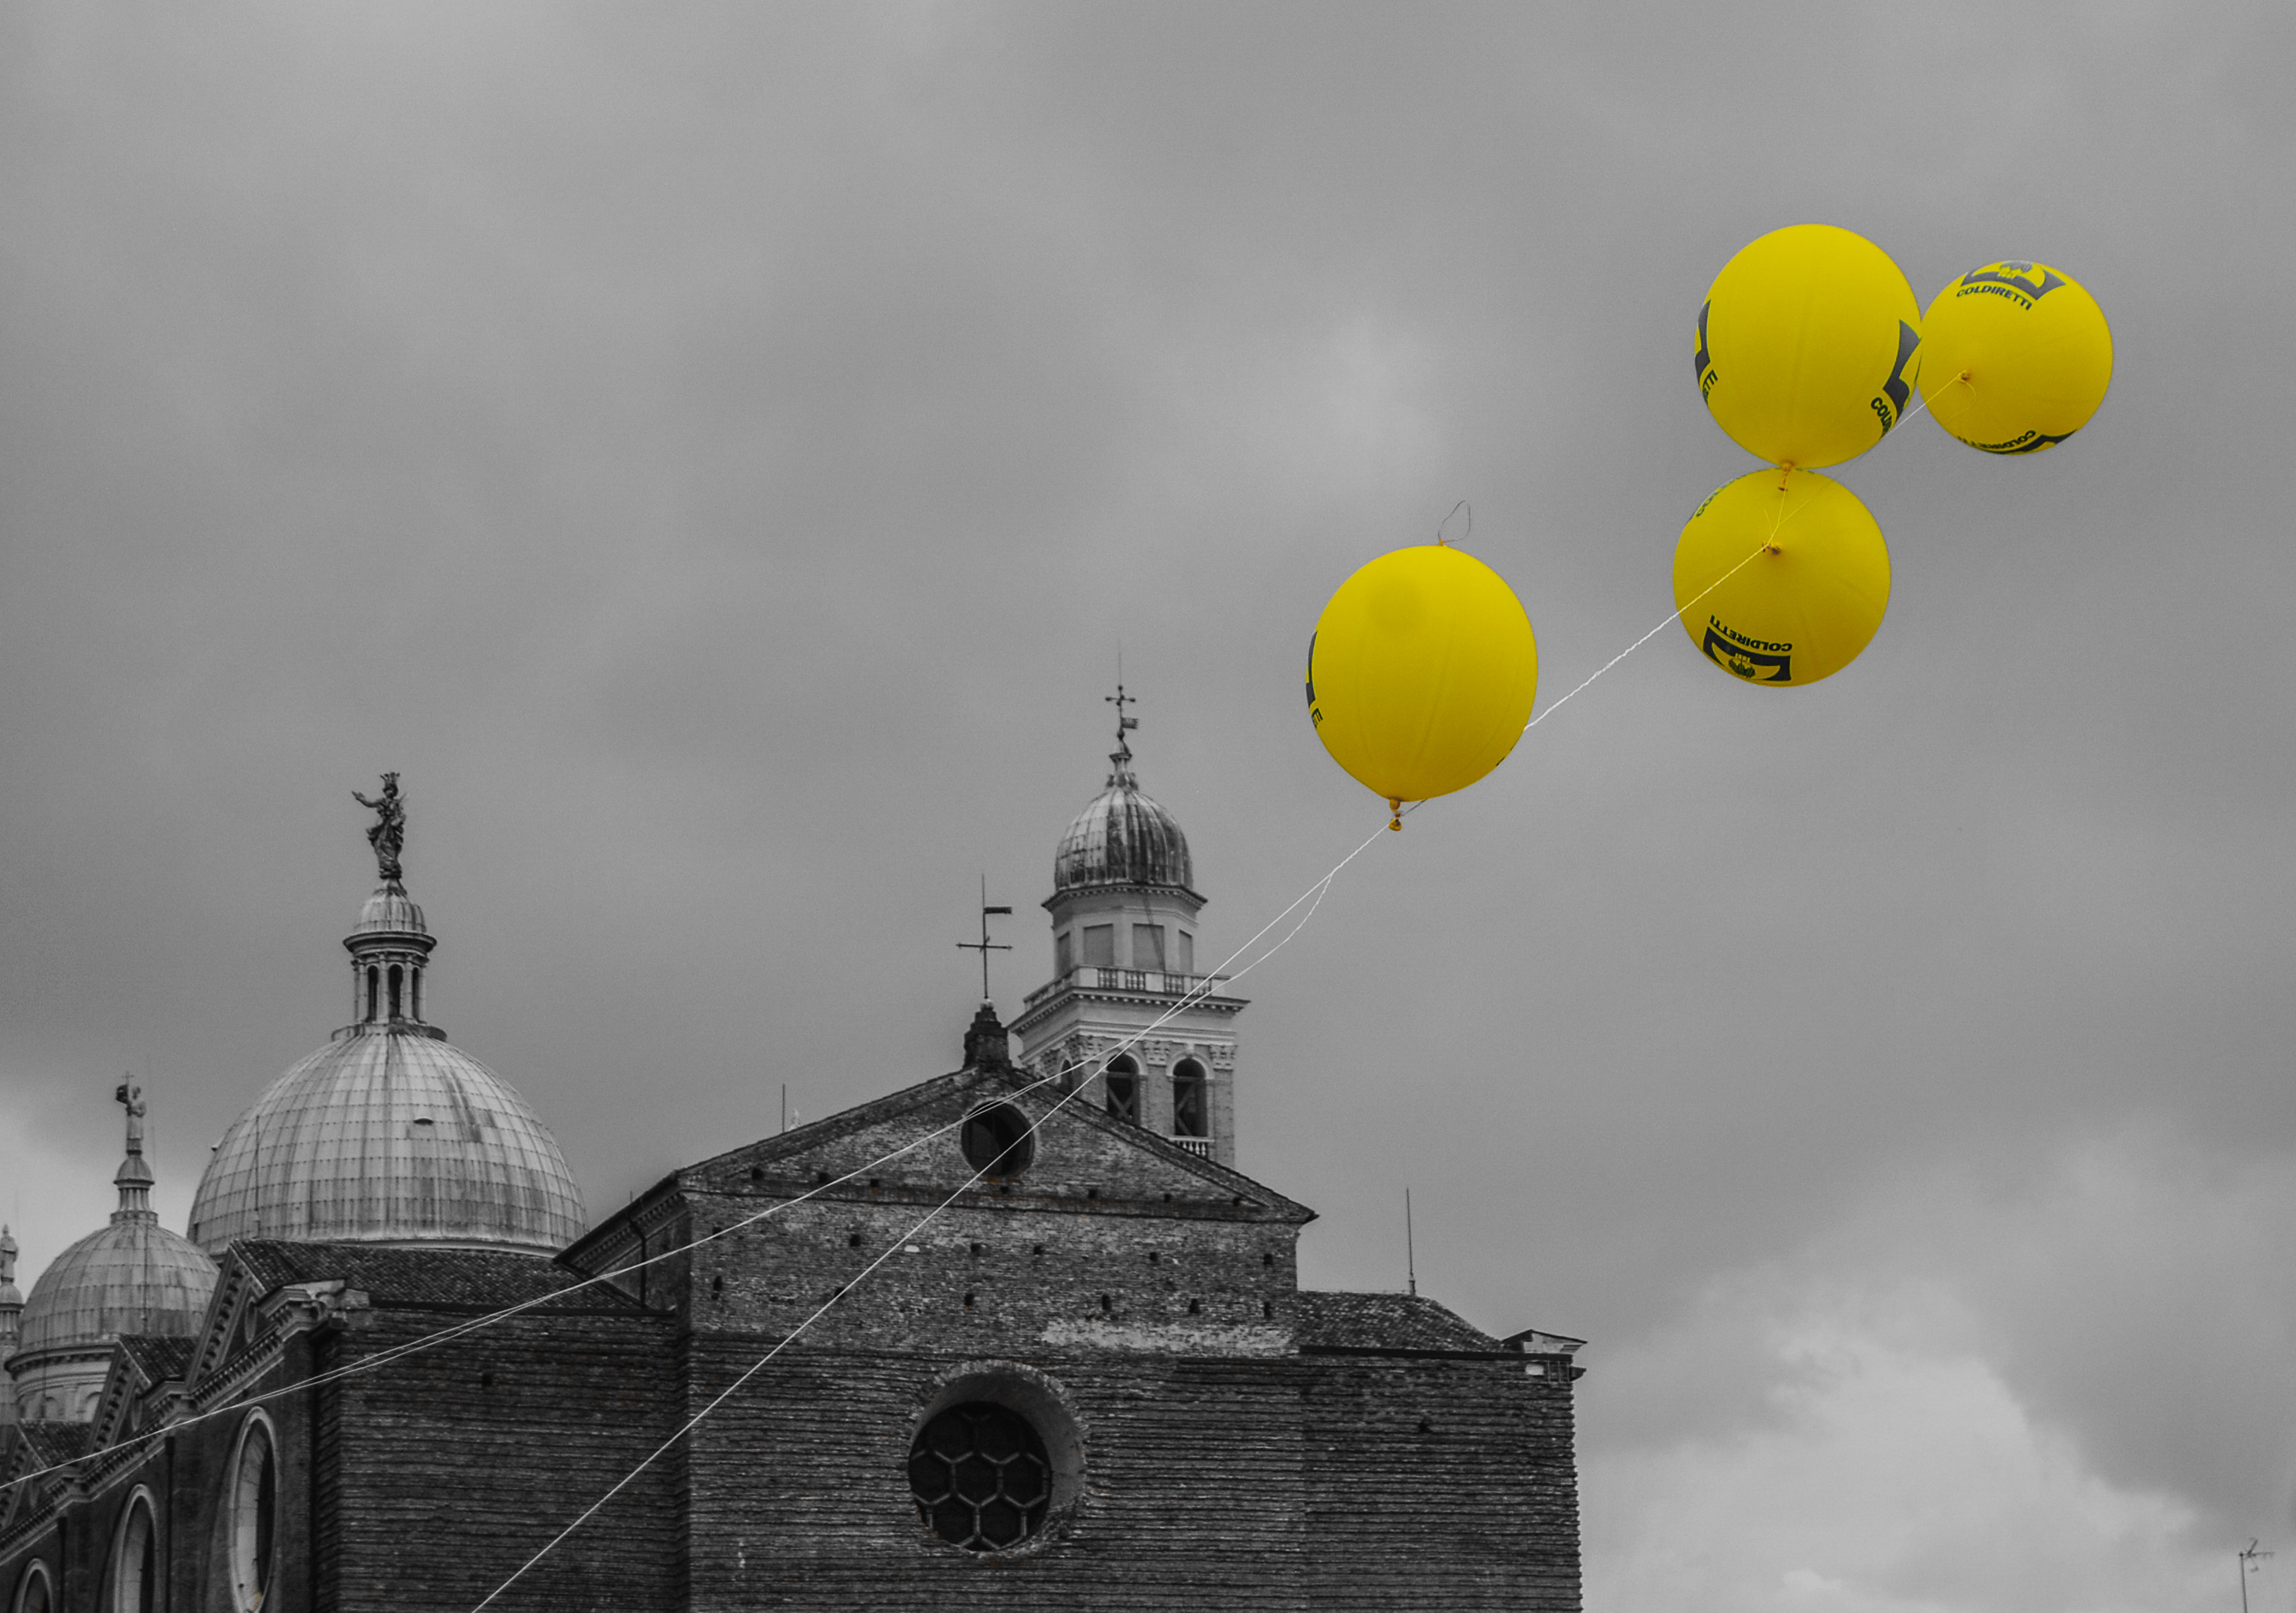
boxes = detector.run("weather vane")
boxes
[955,876,1013,1002]
[1106,676,1139,776]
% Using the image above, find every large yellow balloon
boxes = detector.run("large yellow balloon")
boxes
[1673,470,1890,688]
[1920,261,2112,455]
[1695,225,1923,469]
[1307,545,1538,817]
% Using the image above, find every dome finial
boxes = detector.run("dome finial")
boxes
[112,1076,157,1224]
[1104,677,1140,785]
[353,770,408,886]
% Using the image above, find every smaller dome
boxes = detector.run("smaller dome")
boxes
[349,884,429,939]
[1055,769,1195,894]
[13,1221,216,1359]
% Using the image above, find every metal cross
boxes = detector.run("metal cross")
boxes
[955,876,1013,1001]
[1106,682,1140,734]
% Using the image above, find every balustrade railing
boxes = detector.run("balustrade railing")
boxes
[1021,968,1232,1011]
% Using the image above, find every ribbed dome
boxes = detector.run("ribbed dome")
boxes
[14,1220,215,1359]
[187,1030,587,1258]
[349,886,429,937]
[1054,773,1195,893]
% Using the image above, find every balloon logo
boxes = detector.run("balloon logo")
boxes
[1695,225,1923,470]
[1673,470,1891,689]
[1308,545,1538,826]
[1919,261,2113,455]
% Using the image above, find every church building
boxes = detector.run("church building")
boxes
[1,730,1584,1611]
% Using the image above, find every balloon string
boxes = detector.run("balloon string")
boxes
[465,821,1389,1610]
[1894,366,1968,431]
[1394,538,1772,826]
[0,1072,1086,1499]
[0,824,1386,1505]
[1517,541,1771,738]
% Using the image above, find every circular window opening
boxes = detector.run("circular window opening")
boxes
[908,1402,1051,1552]
[959,1104,1034,1179]
[230,1414,277,1612]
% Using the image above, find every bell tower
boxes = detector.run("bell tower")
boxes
[1010,690,1248,1167]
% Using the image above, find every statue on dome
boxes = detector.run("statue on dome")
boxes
[354,772,407,884]
[115,1078,145,1151]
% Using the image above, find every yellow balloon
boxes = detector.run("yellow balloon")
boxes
[1695,225,1923,469]
[1307,545,1538,818]
[1673,470,1890,688]
[1920,261,2112,455]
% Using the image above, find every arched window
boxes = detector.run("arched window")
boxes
[410,967,424,1021]
[13,1560,54,1613]
[387,964,404,1020]
[230,1412,278,1613]
[1103,1056,1140,1125]
[364,965,380,1022]
[111,1491,156,1613]
[1171,1059,1209,1138]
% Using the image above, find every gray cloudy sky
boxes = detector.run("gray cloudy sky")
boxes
[3,4,2292,1607]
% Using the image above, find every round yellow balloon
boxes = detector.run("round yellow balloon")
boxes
[1673,470,1890,688]
[1920,261,2112,455]
[1307,545,1538,814]
[1694,225,1923,469]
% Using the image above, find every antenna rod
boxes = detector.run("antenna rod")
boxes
[781,1083,787,1136]
[2240,1540,2273,1613]
[1405,1186,1417,1298]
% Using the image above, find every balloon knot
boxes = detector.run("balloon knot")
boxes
[1387,798,1403,831]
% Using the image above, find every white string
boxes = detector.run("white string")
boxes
[1519,537,1771,739]
[467,822,1387,1609]
[0,828,1386,1506]
[7,509,1798,1527]
[0,1080,1065,1498]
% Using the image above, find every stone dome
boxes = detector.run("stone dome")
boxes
[190,828,585,1258]
[13,1219,216,1359]
[187,1030,587,1258]
[349,884,429,938]
[1054,763,1196,895]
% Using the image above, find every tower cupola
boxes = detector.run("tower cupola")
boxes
[1011,687,1248,1166]
[343,773,441,1035]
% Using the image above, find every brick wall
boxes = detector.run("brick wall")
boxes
[1302,1354,1581,1611]
[678,1345,1315,1613]
[321,1307,681,1612]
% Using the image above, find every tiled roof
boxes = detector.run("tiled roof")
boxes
[14,1422,95,1465]
[114,1334,195,1384]
[233,1240,642,1312]
[1294,1291,1507,1355]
